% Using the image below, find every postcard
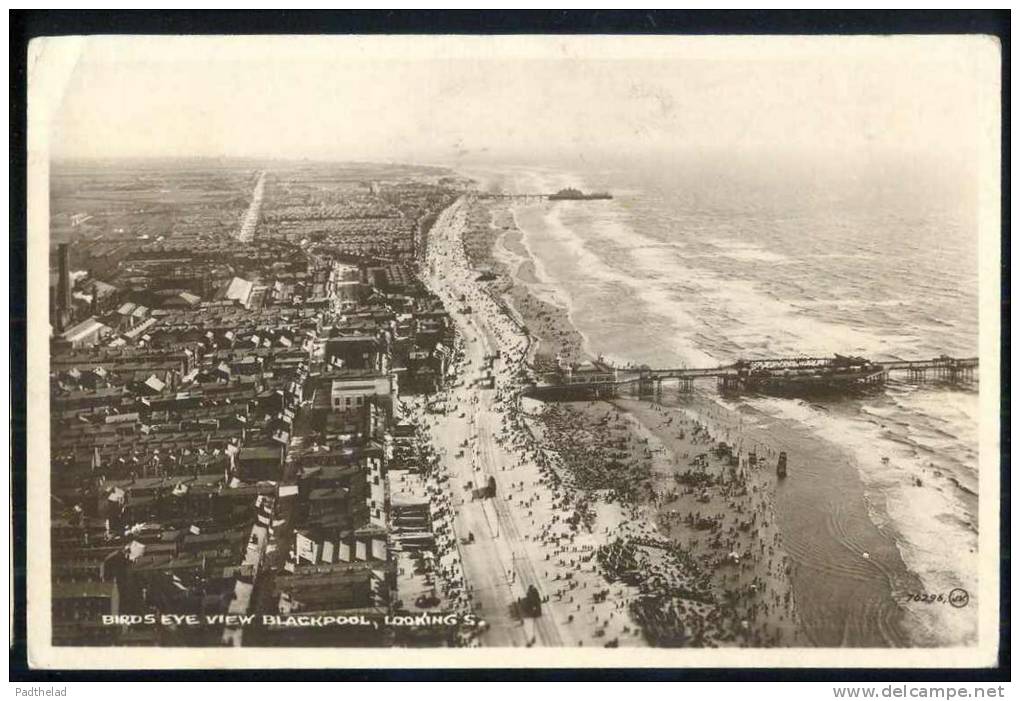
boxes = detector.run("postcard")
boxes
[23,33,1002,670]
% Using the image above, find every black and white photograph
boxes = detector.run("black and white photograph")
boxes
[18,27,1003,672]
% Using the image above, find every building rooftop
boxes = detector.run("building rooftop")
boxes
[61,318,111,343]
[218,277,255,306]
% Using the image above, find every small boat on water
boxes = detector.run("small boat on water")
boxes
[777,451,788,478]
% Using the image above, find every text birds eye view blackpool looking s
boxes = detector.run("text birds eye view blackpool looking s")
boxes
[37,35,995,658]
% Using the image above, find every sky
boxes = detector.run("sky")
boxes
[30,35,999,167]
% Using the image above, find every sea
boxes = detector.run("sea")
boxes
[459,153,981,647]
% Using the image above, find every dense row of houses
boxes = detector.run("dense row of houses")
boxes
[49,174,460,646]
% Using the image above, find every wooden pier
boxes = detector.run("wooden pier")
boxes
[879,356,978,383]
[525,354,979,400]
[475,193,547,203]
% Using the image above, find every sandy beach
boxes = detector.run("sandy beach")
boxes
[411,196,649,648]
[444,192,928,648]
[413,195,811,647]
[528,395,806,646]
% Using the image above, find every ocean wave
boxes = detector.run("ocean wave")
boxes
[487,163,980,647]
[703,237,790,263]
[749,395,978,646]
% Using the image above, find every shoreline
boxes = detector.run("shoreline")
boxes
[483,193,932,647]
[455,195,809,646]
[414,196,650,648]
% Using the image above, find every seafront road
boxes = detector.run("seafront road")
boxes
[421,197,565,647]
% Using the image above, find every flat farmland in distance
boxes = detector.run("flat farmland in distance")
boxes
[50,159,257,245]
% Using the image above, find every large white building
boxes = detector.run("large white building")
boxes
[329,374,393,412]
[59,317,112,349]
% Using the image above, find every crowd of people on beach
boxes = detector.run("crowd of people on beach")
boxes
[398,195,802,648]
[617,401,803,646]
[414,198,655,646]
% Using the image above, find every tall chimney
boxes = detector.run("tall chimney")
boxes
[57,243,72,313]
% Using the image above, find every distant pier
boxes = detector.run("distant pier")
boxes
[476,192,547,202]
[475,190,610,203]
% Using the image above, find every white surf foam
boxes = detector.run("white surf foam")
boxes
[749,395,979,647]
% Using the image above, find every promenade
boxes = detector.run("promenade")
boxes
[417,198,641,648]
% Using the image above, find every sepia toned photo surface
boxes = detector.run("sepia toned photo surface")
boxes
[24,34,1002,670]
